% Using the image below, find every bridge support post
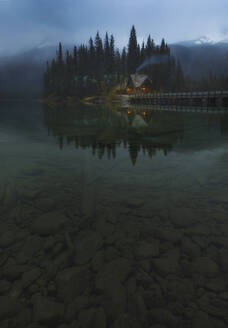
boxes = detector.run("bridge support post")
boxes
[216,96,222,107]
[202,98,207,107]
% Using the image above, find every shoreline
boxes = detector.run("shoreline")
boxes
[39,94,129,107]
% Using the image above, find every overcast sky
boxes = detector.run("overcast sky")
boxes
[0,0,228,55]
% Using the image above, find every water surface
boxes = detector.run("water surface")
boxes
[0,102,228,328]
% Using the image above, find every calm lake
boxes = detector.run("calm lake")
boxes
[0,101,228,328]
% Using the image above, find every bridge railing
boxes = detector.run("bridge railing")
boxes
[130,90,228,98]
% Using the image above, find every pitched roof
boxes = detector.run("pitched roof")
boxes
[130,74,152,88]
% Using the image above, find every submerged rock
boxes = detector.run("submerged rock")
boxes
[92,307,106,328]
[74,230,103,265]
[96,274,126,319]
[30,211,68,235]
[0,295,23,320]
[0,230,15,248]
[135,240,160,259]
[169,207,196,228]
[66,295,91,322]
[33,296,64,325]
[22,268,42,289]
[148,308,178,327]
[56,266,91,303]
[0,280,11,295]
[77,308,96,328]
[111,313,141,328]
[96,257,132,284]
[152,249,180,276]
[3,258,26,281]
[17,236,43,264]
[193,257,219,278]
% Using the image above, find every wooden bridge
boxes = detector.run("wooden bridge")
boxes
[129,91,228,107]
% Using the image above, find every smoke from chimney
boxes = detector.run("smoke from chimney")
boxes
[136,54,170,72]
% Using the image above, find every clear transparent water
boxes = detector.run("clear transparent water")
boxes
[0,101,228,327]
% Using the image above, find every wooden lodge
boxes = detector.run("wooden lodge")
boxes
[125,74,153,93]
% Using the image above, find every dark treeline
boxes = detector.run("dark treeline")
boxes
[184,72,228,92]
[43,26,228,98]
[43,26,187,98]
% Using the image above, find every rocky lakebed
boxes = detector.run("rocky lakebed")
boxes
[0,173,228,328]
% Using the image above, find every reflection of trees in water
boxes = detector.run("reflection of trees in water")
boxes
[43,105,185,164]
[55,134,173,165]
[219,116,228,136]
[206,114,228,137]
[128,139,172,165]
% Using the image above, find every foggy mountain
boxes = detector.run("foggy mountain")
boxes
[0,44,71,99]
[170,38,228,79]
[0,39,228,99]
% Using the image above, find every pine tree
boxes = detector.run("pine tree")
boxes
[57,42,63,65]
[140,41,146,63]
[115,49,121,82]
[43,61,51,96]
[109,34,115,75]
[65,50,74,95]
[104,32,110,75]
[121,47,127,77]
[73,46,78,77]
[55,42,65,96]
[160,38,166,54]
[165,43,170,55]
[127,25,139,74]
[95,31,104,78]
[146,35,154,58]
[89,37,96,76]
[137,44,141,65]
[50,59,57,94]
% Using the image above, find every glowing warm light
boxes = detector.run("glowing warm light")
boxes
[142,111,147,116]
[127,110,132,114]
[126,88,132,93]
[141,87,146,92]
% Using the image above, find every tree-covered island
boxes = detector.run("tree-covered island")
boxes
[42,26,185,104]
[43,25,228,105]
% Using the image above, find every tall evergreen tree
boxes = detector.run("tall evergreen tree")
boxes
[165,43,170,55]
[127,25,139,74]
[88,37,95,76]
[43,61,51,96]
[160,38,166,54]
[146,35,154,58]
[73,46,78,77]
[140,41,146,63]
[115,49,121,82]
[109,34,115,75]
[57,42,63,65]
[121,47,127,77]
[56,42,65,96]
[65,50,74,95]
[95,31,104,78]
[104,32,110,75]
